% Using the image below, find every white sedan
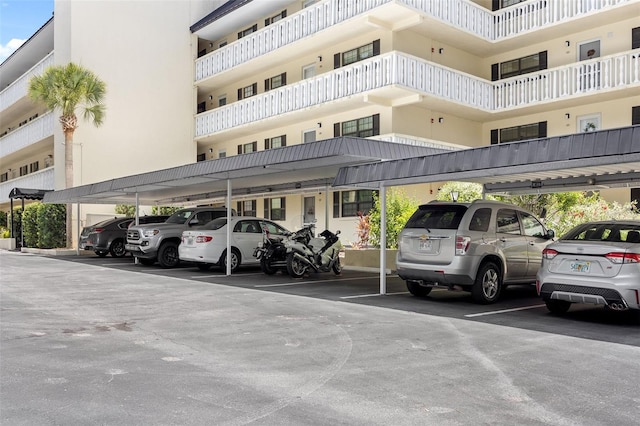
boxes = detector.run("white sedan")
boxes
[179,216,289,272]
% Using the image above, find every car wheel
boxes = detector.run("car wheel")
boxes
[109,239,126,258]
[95,250,108,258]
[286,253,307,278]
[260,258,278,275]
[406,280,432,297]
[545,299,571,315]
[332,257,342,275]
[158,242,180,268]
[138,258,155,266]
[196,263,211,271]
[219,248,240,273]
[471,262,502,304]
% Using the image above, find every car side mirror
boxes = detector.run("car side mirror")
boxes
[546,229,555,239]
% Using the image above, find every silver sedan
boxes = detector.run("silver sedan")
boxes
[536,220,640,315]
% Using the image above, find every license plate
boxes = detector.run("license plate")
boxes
[419,240,432,251]
[570,261,591,273]
[187,237,194,245]
[125,244,139,252]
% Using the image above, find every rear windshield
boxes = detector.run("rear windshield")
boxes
[404,204,468,230]
[203,217,227,230]
[562,222,640,243]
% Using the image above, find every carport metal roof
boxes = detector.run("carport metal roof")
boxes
[42,137,449,205]
[332,126,640,194]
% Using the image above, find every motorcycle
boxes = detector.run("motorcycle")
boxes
[253,226,296,275]
[284,225,343,278]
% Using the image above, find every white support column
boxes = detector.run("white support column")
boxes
[379,183,387,295]
[226,179,232,276]
[324,183,330,231]
[134,192,139,264]
[76,203,80,256]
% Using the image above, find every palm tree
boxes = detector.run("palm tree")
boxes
[28,63,106,248]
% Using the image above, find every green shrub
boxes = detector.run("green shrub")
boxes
[152,206,181,216]
[0,211,6,228]
[37,204,66,248]
[8,208,23,242]
[22,203,40,248]
[368,189,419,249]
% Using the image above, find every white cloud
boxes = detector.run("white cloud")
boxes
[0,38,26,63]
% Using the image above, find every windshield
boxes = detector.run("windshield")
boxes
[165,210,194,224]
[203,217,227,230]
[403,204,468,230]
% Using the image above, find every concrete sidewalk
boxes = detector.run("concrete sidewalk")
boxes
[1,251,638,425]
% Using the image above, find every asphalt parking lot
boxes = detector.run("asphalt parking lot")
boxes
[2,251,639,425]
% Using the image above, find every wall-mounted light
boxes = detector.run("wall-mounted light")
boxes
[450,191,459,202]
[208,148,213,153]
[208,95,213,100]
[565,113,570,119]
[209,42,213,48]
[565,41,570,47]
[317,122,322,128]
[438,48,444,54]
[438,117,444,123]
[317,56,322,62]
[295,182,302,189]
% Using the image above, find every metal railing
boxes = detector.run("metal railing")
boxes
[0,112,54,158]
[196,50,639,137]
[0,167,55,203]
[0,52,54,113]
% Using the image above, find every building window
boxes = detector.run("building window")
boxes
[218,40,227,48]
[492,0,527,10]
[196,153,206,162]
[633,106,640,125]
[0,172,7,182]
[334,114,380,138]
[265,135,286,149]
[578,114,600,133]
[238,24,257,39]
[198,49,207,58]
[19,165,28,176]
[237,200,257,217]
[238,141,257,154]
[218,150,226,159]
[29,161,39,173]
[264,197,286,221]
[492,51,547,80]
[335,40,380,69]
[265,73,286,91]
[333,190,376,218]
[265,10,286,26]
[238,83,257,100]
[303,130,316,143]
[491,122,547,144]
[218,95,227,107]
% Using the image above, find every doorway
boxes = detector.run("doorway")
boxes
[578,40,600,91]
[304,196,316,226]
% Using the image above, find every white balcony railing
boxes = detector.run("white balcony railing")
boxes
[195,0,632,82]
[0,167,55,203]
[195,50,640,138]
[0,52,54,113]
[0,112,54,158]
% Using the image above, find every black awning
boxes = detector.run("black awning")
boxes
[9,188,53,200]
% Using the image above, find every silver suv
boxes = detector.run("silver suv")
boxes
[396,200,554,304]
[126,206,234,268]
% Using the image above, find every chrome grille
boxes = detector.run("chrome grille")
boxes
[127,230,140,240]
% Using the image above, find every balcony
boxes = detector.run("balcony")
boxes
[195,50,640,139]
[0,167,55,204]
[195,0,634,83]
[0,52,54,114]
[0,112,54,158]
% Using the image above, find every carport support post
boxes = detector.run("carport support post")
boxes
[226,179,232,276]
[76,204,80,255]
[134,193,139,265]
[379,183,387,295]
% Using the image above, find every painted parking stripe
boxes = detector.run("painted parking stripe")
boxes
[255,276,374,288]
[464,304,546,318]
[340,291,410,299]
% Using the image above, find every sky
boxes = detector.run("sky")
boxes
[0,0,54,62]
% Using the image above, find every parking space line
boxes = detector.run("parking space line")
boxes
[255,276,374,288]
[340,291,410,299]
[190,272,266,279]
[464,304,546,318]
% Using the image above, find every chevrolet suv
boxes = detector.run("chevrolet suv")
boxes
[396,200,554,304]
[126,206,235,268]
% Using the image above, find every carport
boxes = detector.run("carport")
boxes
[332,126,640,294]
[42,137,449,273]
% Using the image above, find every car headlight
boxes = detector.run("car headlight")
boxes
[142,229,159,237]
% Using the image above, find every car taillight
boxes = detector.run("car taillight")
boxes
[455,236,471,255]
[196,235,213,243]
[542,248,558,259]
[93,228,104,233]
[604,252,640,264]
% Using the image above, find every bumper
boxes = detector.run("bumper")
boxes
[539,279,640,310]
[396,256,478,286]
[125,243,157,259]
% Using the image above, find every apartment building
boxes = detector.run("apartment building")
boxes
[1,0,639,246]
